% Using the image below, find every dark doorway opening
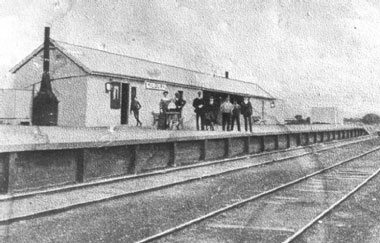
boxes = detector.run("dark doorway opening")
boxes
[203,90,243,105]
[121,83,130,124]
[203,90,244,125]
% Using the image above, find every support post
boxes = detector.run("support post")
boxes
[7,153,17,194]
[200,140,207,160]
[296,133,301,146]
[305,133,309,145]
[75,149,84,183]
[260,136,265,152]
[225,138,232,157]
[169,142,177,167]
[127,145,138,174]
[274,135,279,150]
[320,132,324,142]
[314,132,317,143]
[0,153,10,194]
[286,134,291,148]
[245,136,250,154]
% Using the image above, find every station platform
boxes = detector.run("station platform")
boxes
[1,124,366,152]
[0,124,368,194]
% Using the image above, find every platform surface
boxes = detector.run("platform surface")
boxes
[1,124,363,152]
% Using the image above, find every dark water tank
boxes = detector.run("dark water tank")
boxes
[31,27,59,126]
[32,77,59,126]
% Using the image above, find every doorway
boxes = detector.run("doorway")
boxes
[121,83,130,124]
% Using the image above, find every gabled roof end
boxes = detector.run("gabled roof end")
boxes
[9,39,92,74]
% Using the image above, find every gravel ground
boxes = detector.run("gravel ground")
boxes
[158,144,380,243]
[1,138,379,243]
[292,163,380,243]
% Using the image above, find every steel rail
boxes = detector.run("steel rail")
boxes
[282,164,380,243]
[135,145,380,243]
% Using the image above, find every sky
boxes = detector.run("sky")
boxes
[1,0,380,118]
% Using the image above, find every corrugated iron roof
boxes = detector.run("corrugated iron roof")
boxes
[11,39,275,100]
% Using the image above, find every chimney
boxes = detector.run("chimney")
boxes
[32,27,59,126]
[39,27,51,92]
[225,71,229,79]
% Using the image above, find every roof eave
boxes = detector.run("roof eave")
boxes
[90,71,275,100]
[9,43,44,73]
[9,39,92,74]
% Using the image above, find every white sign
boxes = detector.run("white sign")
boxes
[145,81,167,91]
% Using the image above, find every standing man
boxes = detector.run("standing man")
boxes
[231,100,241,131]
[241,97,253,132]
[193,91,205,130]
[205,96,218,131]
[174,92,186,115]
[220,96,233,131]
[130,96,142,126]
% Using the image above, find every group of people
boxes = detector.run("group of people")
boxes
[130,91,186,128]
[158,91,187,129]
[193,92,254,132]
[159,91,187,114]
[132,90,254,132]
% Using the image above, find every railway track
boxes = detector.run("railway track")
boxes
[138,143,380,242]
[282,165,380,243]
[0,136,374,227]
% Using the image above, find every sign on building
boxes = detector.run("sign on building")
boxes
[145,81,167,91]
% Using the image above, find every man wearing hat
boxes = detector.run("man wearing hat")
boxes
[192,91,205,130]
[241,97,253,132]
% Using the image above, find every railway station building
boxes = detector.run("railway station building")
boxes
[10,40,277,128]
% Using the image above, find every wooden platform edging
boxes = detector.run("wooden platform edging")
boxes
[0,128,368,194]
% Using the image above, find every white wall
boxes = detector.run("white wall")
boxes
[85,76,200,128]
[11,46,88,126]
[85,76,121,127]
[52,76,88,126]
[12,46,86,89]
[84,76,290,128]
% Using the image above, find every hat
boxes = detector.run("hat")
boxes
[163,91,168,95]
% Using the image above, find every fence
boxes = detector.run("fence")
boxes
[0,89,33,124]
